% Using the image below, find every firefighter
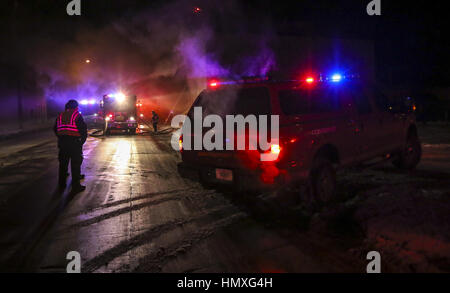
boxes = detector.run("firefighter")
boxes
[151,110,159,133]
[54,100,88,193]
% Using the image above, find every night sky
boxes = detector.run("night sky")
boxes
[1,0,449,87]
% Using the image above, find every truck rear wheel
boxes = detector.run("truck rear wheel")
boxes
[392,133,421,170]
[309,157,337,206]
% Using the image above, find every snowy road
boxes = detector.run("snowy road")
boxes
[0,124,449,272]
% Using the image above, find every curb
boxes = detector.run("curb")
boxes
[0,123,53,142]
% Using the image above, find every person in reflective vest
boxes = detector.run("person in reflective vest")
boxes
[54,99,88,193]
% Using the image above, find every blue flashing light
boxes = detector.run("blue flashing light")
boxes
[300,72,358,84]
[80,99,89,105]
[331,73,342,82]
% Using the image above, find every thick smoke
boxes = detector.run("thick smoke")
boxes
[26,0,277,117]
[176,30,229,78]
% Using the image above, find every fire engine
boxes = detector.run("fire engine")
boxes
[101,93,138,135]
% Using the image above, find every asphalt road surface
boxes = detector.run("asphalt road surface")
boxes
[1,124,449,272]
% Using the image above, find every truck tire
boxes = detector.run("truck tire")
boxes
[309,157,337,206]
[129,128,137,135]
[392,133,421,170]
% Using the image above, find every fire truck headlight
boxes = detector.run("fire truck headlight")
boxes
[116,93,126,103]
[105,117,111,121]
[129,117,135,121]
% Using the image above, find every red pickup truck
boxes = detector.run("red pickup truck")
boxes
[178,76,421,205]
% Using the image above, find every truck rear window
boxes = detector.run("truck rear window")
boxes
[190,87,271,117]
[278,87,341,115]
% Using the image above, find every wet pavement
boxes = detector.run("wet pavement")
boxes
[0,124,449,272]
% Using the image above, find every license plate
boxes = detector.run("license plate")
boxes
[215,168,233,181]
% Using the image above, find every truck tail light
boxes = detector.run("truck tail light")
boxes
[260,143,282,162]
[270,144,281,155]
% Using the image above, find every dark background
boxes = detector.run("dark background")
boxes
[1,0,448,86]
[0,0,449,128]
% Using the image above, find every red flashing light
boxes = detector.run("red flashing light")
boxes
[306,77,314,83]
[209,80,219,88]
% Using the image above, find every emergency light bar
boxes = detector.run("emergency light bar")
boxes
[207,73,359,88]
[304,72,361,84]
[207,76,270,88]
[105,92,126,103]
[80,99,97,105]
